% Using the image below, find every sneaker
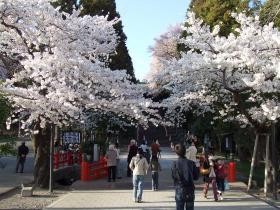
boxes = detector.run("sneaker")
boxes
[137,200,142,203]
[220,196,224,200]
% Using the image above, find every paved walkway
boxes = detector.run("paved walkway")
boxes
[45,147,277,210]
[0,155,34,195]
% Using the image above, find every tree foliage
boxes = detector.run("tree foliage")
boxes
[152,12,280,131]
[260,0,280,29]
[0,0,159,131]
[0,92,10,131]
[147,25,182,85]
[53,0,136,82]
[188,0,253,37]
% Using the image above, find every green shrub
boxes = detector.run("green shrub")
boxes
[0,141,17,156]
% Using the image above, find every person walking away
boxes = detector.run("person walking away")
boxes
[172,143,199,210]
[215,159,226,200]
[203,153,218,201]
[150,154,161,191]
[115,142,122,179]
[156,139,162,158]
[16,141,29,173]
[127,139,138,177]
[151,139,160,158]
[186,141,197,162]
[129,148,149,203]
[105,144,118,182]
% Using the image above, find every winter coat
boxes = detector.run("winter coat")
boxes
[105,149,118,166]
[129,154,149,176]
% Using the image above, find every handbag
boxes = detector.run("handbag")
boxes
[200,159,210,175]
[200,167,210,175]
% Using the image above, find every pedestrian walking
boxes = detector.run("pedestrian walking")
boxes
[203,153,218,201]
[186,140,197,162]
[15,141,29,173]
[105,144,118,182]
[215,159,226,200]
[140,140,150,163]
[127,139,138,177]
[171,143,199,210]
[151,139,161,158]
[115,142,122,179]
[129,148,149,203]
[150,154,161,191]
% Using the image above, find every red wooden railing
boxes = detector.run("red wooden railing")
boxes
[54,151,82,169]
[80,157,108,181]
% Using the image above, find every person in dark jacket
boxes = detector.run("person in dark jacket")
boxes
[16,142,29,173]
[127,139,138,177]
[172,143,199,210]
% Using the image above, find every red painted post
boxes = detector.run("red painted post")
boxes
[228,162,236,182]
[81,161,89,181]
[67,151,72,165]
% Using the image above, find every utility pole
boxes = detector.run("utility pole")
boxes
[271,122,278,200]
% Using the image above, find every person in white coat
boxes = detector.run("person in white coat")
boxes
[186,141,197,162]
[129,148,149,203]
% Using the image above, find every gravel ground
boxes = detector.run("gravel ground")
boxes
[0,185,71,210]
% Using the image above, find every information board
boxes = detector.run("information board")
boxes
[62,131,81,144]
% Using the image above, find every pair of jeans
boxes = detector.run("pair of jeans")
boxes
[108,166,116,181]
[175,187,194,210]
[132,175,144,201]
[152,171,159,190]
[16,157,26,173]
[203,177,218,200]
[216,177,225,192]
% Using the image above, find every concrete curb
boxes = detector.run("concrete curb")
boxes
[249,193,280,210]
[0,186,19,200]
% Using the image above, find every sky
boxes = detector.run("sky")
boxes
[115,0,190,81]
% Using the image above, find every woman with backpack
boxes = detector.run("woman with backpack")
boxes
[129,148,149,203]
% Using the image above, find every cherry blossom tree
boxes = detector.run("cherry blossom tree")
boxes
[154,12,280,128]
[152,12,280,193]
[147,25,182,87]
[0,0,159,187]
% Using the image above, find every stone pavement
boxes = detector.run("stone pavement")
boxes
[0,155,34,195]
[45,147,277,210]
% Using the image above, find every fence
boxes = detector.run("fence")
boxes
[54,151,82,170]
[80,157,108,181]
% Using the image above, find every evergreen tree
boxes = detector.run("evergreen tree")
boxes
[260,0,280,29]
[188,0,252,37]
[53,0,136,82]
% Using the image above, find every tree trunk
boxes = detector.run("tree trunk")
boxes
[32,124,51,188]
[264,134,270,197]
[247,133,259,191]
